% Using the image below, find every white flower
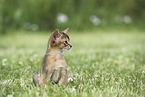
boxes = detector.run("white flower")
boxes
[68,77,73,82]
[7,95,13,97]
[30,58,33,61]
[142,71,145,73]
[115,15,132,24]
[71,87,76,92]
[89,15,101,25]
[3,79,9,84]
[3,58,7,62]
[31,24,39,31]
[2,58,7,65]
[94,74,99,77]
[19,61,23,65]
[57,13,68,23]
[72,87,75,91]
[123,16,132,24]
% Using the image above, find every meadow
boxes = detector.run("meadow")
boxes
[0,30,145,97]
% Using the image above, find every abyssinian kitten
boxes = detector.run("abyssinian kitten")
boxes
[33,28,72,87]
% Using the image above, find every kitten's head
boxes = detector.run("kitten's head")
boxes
[49,28,72,51]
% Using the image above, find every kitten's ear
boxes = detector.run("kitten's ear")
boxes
[62,28,69,33]
[52,29,59,37]
[48,29,60,49]
[52,29,61,40]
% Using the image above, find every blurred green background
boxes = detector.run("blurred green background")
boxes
[0,1,145,96]
[0,0,145,34]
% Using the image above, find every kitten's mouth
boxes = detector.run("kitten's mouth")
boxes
[68,46,72,50]
[62,46,72,51]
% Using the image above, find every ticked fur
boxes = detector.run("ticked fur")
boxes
[33,28,72,87]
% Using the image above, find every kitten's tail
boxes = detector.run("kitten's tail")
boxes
[33,72,39,86]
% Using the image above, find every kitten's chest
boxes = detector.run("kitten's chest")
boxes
[54,58,67,69]
[54,51,67,68]
[46,50,67,69]
[55,50,64,59]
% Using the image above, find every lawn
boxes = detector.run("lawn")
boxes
[0,30,145,97]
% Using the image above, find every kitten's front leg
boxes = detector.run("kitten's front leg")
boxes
[58,67,68,86]
[51,69,60,83]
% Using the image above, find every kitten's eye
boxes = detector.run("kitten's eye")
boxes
[64,41,68,44]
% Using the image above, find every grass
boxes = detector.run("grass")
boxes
[0,30,145,97]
